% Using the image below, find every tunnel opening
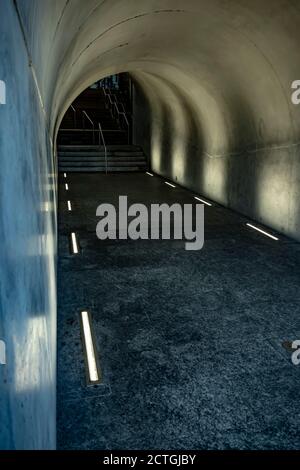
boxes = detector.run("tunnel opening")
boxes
[58,74,132,147]
[57,73,149,174]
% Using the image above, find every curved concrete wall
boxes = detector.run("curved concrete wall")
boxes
[0,0,57,449]
[17,0,300,239]
[1,0,300,448]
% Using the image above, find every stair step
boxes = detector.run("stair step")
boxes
[57,130,146,170]
[59,157,146,163]
[59,161,146,168]
[58,152,144,158]
[113,151,144,157]
[59,152,112,157]
[59,167,145,172]
[57,145,141,151]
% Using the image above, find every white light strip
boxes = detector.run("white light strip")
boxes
[71,232,79,254]
[81,311,99,383]
[0,80,6,105]
[67,201,72,211]
[246,223,279,241]
[165,181,176,188]
[194,196,212,207]
[146,172,153,176]
[64,173,67,178]
[65,183,69,191]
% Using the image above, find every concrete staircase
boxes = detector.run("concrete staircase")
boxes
[57,87,148,172]
[58,144,148,172]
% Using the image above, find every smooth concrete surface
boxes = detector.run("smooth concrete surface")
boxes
[57,172,300,449]
[0,1,57,449]
[15,0,300,241]
[132,74,300,240]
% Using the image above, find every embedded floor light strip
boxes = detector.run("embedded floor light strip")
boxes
[65,183,69,191]
[146,172,153,176]
[67,200,72,211]
[64,173,67,178]
[165,181,176,188]
[246,223,279,241]
[194,196,212,207]
[0,80,6,105]
[80,311,101,385]
[0,339,6,365]
[70,232,79,254]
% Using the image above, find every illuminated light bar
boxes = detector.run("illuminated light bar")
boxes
[70,232,79,254]
[0,339,6,365]
[246,223,279,241]
[65,183,69,191]
[165,182,176,188]
[67,201,72,211]
[194,196,212,207]
[64,173,67,178]
[146,172,153,176]
[0,80,6,105]
[80,311,101,385]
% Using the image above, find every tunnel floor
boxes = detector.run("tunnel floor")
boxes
[57,172,300,450]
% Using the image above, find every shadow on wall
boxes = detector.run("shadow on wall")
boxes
[132,74,300,240]
[221,93,259,216]
[133,76,205,190]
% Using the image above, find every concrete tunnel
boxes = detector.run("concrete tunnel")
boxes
[1,0,300,450]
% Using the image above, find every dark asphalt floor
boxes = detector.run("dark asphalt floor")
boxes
[57,172,300,449]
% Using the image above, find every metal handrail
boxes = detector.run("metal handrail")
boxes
[107,94,114,113]
[112,103,130,144]
[71,105,77,128]
[82,110,95,143]
[120,111,129,127]
[113,102,119,120]
[120,112,130,144]
[103,88,130,143]
[98,122,108,175]
[118,102,126,114]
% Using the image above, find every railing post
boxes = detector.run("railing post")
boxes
[83,110,95,145]
[98,122,107,175]
[71,105,76,128]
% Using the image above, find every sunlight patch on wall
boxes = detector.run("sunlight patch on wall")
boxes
[202,155,228,204]
[255,149,291,231]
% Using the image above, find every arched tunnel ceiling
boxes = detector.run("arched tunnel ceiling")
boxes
[16,0,300,157]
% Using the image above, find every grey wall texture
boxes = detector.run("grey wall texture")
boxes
[20,0,300,242]
[131,71,300,239]
[1,0,300,449]
[131,65,300,240]
[0,0,57,449]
